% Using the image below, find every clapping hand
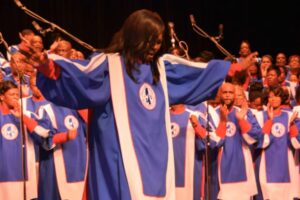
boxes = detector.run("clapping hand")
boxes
[220,104,229,122]
[236,100,248,120]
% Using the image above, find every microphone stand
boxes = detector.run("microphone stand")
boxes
[168,21,191,60]
[0,32,27,200]
[14,0,97,52]
[205,102,211,200]
[0,32,9,50]
[190,15,236,61]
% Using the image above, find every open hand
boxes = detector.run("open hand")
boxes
[239,52,259,71]
[19,32,48,67]
[220,104,229,122]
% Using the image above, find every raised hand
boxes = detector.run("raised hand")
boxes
[49,38,62,53]
[236,100,248,120]
[220,104,229,122]
[290,111,298,125]
[18,32,48,67]
[239,52,259,71]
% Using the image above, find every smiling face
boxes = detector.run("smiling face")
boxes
[121,9,165,65]
[31,35,44,53]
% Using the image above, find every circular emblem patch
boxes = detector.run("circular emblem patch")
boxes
[1,123,18,140]
[226,121,236,137]
[271,122,285,138]
[64,115,79,130]
[139,83,156,110]
[171,122,180,138]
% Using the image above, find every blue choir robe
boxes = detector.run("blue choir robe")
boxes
[170,107,206,200]
[211,106,260,200]
[32,103,88,200]
[255,110,299,200]
[0,106,37,200]
[36,52,230,200]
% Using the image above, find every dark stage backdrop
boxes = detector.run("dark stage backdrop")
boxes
[1,0,300,59]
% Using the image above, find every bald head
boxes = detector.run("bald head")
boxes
[220,83,235,107]
[55,40,72,58]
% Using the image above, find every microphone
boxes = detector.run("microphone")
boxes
[168,22,176,48]
[32,21,45,37]
[214,24,224,42]
[219,24,223,38]
[189,14,196,26]
[14,0,24,8]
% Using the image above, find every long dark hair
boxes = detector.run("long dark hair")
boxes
[104,9,165,84]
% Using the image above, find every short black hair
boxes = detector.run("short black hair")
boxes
[0,81,17,95]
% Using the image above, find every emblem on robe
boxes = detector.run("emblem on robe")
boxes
[139,83,156,110]
[1,123,18,140]
[225,121,236,137]
[271,122,285,138]
[64,115,79,130]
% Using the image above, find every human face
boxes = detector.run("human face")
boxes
[1,88,19,109]
[248,65,258,76]
[260,56,272,69]
[239,42,251,57]
[56,41,72,58]
[276,53,286,67]
[289,56,300,70]
[250,97,263,111]
[289,74,298,83]
[268,92,281,109]
[278,67,286,84]
[266,70,279,86]
[31,36,44,53]
[234,87,246,107]
[144,34,163,63]
[220,83,235,107]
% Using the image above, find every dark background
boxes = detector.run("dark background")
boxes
[1,0,300,59]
